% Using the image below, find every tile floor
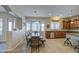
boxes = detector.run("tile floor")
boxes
[9,39,78,53]
[0,42,7,53]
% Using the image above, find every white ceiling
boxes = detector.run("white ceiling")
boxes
[7,5,79,17]
[0,6,6,12]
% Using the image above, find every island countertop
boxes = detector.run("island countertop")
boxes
[46,29,79,33]
[66,33,79,37]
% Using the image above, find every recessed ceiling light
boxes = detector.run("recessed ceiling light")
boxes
[34,10,37,13]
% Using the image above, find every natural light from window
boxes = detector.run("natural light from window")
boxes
[0,18,3,36]
[8,22,12,31]
[26,22,45,31]
[51,22,60,29]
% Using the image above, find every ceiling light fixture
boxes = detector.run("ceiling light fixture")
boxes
[51,16,61,20]
[34,10,37,17]
[70,21,74,24]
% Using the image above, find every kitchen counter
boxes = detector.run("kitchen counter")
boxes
[67,33,79,37]
[66,33,79,46]
[45,29,79,39]
[46,29,79,32]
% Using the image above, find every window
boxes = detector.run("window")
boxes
[26,22,45,31]
[51,22,60,29]
[8,22,12,31]
[41,24,44,31]
[32,22,41,31]
[26,22,45,36]
[26,22,31,31]
[0,18,3,36]
[0,18,3,35]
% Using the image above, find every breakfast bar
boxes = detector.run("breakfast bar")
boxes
[66,33,79,46]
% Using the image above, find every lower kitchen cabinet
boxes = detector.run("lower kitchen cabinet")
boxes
[45,31,55,39]
[54,31,65,38]
[45,31,66,39]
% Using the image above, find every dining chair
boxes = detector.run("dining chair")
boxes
[25,34,30,46]
[30,37,40,53]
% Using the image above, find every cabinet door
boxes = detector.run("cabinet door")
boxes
[55,32,65,38]
[76,20,79,27]
[74,20,77,28]
[45,32,50,39]
[70,21,75,29]
[50,33,54,39]
[63,21,70,29]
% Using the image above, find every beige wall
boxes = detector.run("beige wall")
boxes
[12,26,25,48]
[0,12,14,42]
[26,18,49,30]
[25,17,63,31]
[46,18,63,31]
[7,17,25,50]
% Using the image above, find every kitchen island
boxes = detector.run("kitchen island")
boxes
[66,33,79,46]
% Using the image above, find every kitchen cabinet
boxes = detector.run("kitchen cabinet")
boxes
[45,31,51,39]
[45,31,66,39]
[63,20,70,29]
[76,19,79,28]
[70,20,76,29]
[45,31,54,39]
[45,31,79,39]
[70,19,79,29]
[54,31,65,38]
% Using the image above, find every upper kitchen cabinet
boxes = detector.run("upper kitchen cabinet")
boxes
[70,20,76,29]
[70,19,79,29]
[76,19,79,28]
[63,20,70,29]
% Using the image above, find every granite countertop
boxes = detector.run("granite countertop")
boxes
[46,29,79,32]
[67,33,79,37]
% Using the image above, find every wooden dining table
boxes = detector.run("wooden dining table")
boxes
[26,35,46,46]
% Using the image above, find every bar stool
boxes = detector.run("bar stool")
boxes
[30,37,40,53]
[64,38,72,46]
[74,41,79,50]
